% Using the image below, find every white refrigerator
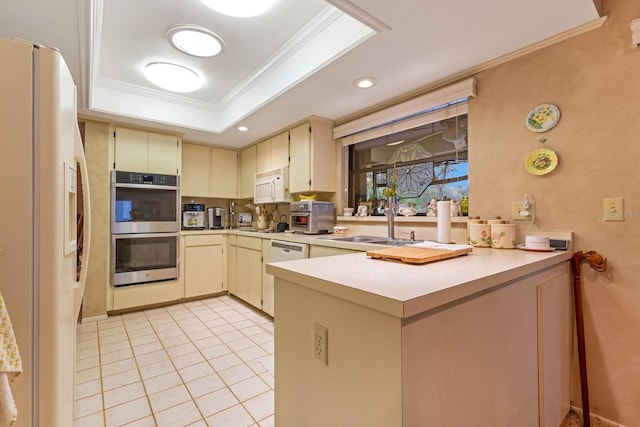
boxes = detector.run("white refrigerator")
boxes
[0,38,91,426]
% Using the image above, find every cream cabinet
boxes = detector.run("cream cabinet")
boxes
[257,131,289,173]
[211,147,238,198]
[227,235,238,295]
[114,127,180,175]
[309,245,359,258]
[235,235,262,309]
[239,145,257,199]
[288,118,335,193]
[181,144,210,197]
[261,239,274,316]
[184,234,225,298]
[181,143,237,198]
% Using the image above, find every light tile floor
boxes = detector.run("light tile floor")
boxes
[74,295,274,427]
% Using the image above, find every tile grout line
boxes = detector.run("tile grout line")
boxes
[76,296,275,427]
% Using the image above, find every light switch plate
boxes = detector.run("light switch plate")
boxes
[604,197,624,221]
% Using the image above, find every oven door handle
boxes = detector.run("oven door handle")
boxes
[112,182,180,191]
[112,232,180,239]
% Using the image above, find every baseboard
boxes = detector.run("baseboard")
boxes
[80,314,108,323]
[570,406,626,427]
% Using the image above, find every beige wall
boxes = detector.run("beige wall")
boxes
[82,121,111,319]
[469,0,640,424]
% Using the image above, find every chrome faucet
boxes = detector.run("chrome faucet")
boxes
[385,198,396,239]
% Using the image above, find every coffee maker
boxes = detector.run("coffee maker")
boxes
[207,207,225,229]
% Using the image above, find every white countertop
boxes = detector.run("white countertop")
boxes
[181,229,399,251]
[266,247,572,319]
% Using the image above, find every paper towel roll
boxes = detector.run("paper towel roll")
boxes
[437,201,452,243]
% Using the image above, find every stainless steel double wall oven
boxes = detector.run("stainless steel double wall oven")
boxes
[111,171,180,286]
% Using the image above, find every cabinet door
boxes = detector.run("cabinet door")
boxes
[236,247,262,309]
[181,144,211,197]
[256,140,271,173]
[185,245,223,298]
[239,146,257,199]
[114,128,148,173]
[270,131,290,170]
[261,239,274,316]
[148,132,180,175]
[211,148,238,198]
[289,122,311,193]
[228,240,237,295]
[537,272,571,427]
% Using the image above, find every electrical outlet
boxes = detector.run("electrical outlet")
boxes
[604,197,624,221]
[313,323,328,365]
[511,201,534,220]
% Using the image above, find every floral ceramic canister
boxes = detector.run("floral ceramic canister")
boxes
[468,222,491,247]
[490,223,516,249]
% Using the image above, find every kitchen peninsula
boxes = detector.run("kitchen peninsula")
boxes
[266,245,573,427]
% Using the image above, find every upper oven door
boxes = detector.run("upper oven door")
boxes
[111,172,180,234]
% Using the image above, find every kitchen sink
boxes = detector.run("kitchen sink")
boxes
[329,235,421,246]
[329,235,383,243]
[367,238,420,246]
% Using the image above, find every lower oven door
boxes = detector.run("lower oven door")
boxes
[112,232,179,286]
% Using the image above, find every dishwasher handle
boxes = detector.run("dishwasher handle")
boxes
[271,240,306,252]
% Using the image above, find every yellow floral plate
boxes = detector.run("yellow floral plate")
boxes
[525,103,560,133]
[525,148,558,175]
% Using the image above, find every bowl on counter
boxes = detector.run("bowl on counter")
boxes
[333,225,348,235]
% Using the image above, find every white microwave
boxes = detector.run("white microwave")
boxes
[254,167,289,204]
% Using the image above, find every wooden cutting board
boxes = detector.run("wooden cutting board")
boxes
[366,246,472,264]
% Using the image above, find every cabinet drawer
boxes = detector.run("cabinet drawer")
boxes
[237,235,262,250]
[185,234,223,247]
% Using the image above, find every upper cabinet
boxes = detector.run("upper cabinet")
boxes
[257,131,289,173]
[239,145,257,199]
[114,127,180,175]
[181,143,237,198]
[289,118,336,194]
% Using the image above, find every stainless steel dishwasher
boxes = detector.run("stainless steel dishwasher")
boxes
[266,240,309,316]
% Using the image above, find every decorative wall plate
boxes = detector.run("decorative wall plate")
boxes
[525,103,560,133]
[525,148,558,175]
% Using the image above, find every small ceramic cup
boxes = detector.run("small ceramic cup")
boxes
[343,207,354,216]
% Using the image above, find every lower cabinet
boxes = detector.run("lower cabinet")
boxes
[184,234,225,298]
[235,236,263,310]
[310,245,359,258]
[261,239,274,317]
[227,235,237,295]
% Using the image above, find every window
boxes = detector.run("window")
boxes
[348,115,468,215]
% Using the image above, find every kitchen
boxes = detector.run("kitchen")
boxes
[1,0,639,426]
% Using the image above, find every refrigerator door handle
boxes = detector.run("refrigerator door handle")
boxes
[73,122,91,318]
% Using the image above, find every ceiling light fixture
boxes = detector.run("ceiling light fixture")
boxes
[167,24,225,58]
[238,126,249,131]
[353,77,377,89]
[199,0,276,17]
[386,140,404,146]
[143,62,202,93]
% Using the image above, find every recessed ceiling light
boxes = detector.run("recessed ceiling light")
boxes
[353,77,377,89]
[199,0,276,17]
[143,62,202,93]
[238,126,249,132]
[167,24,225,58]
